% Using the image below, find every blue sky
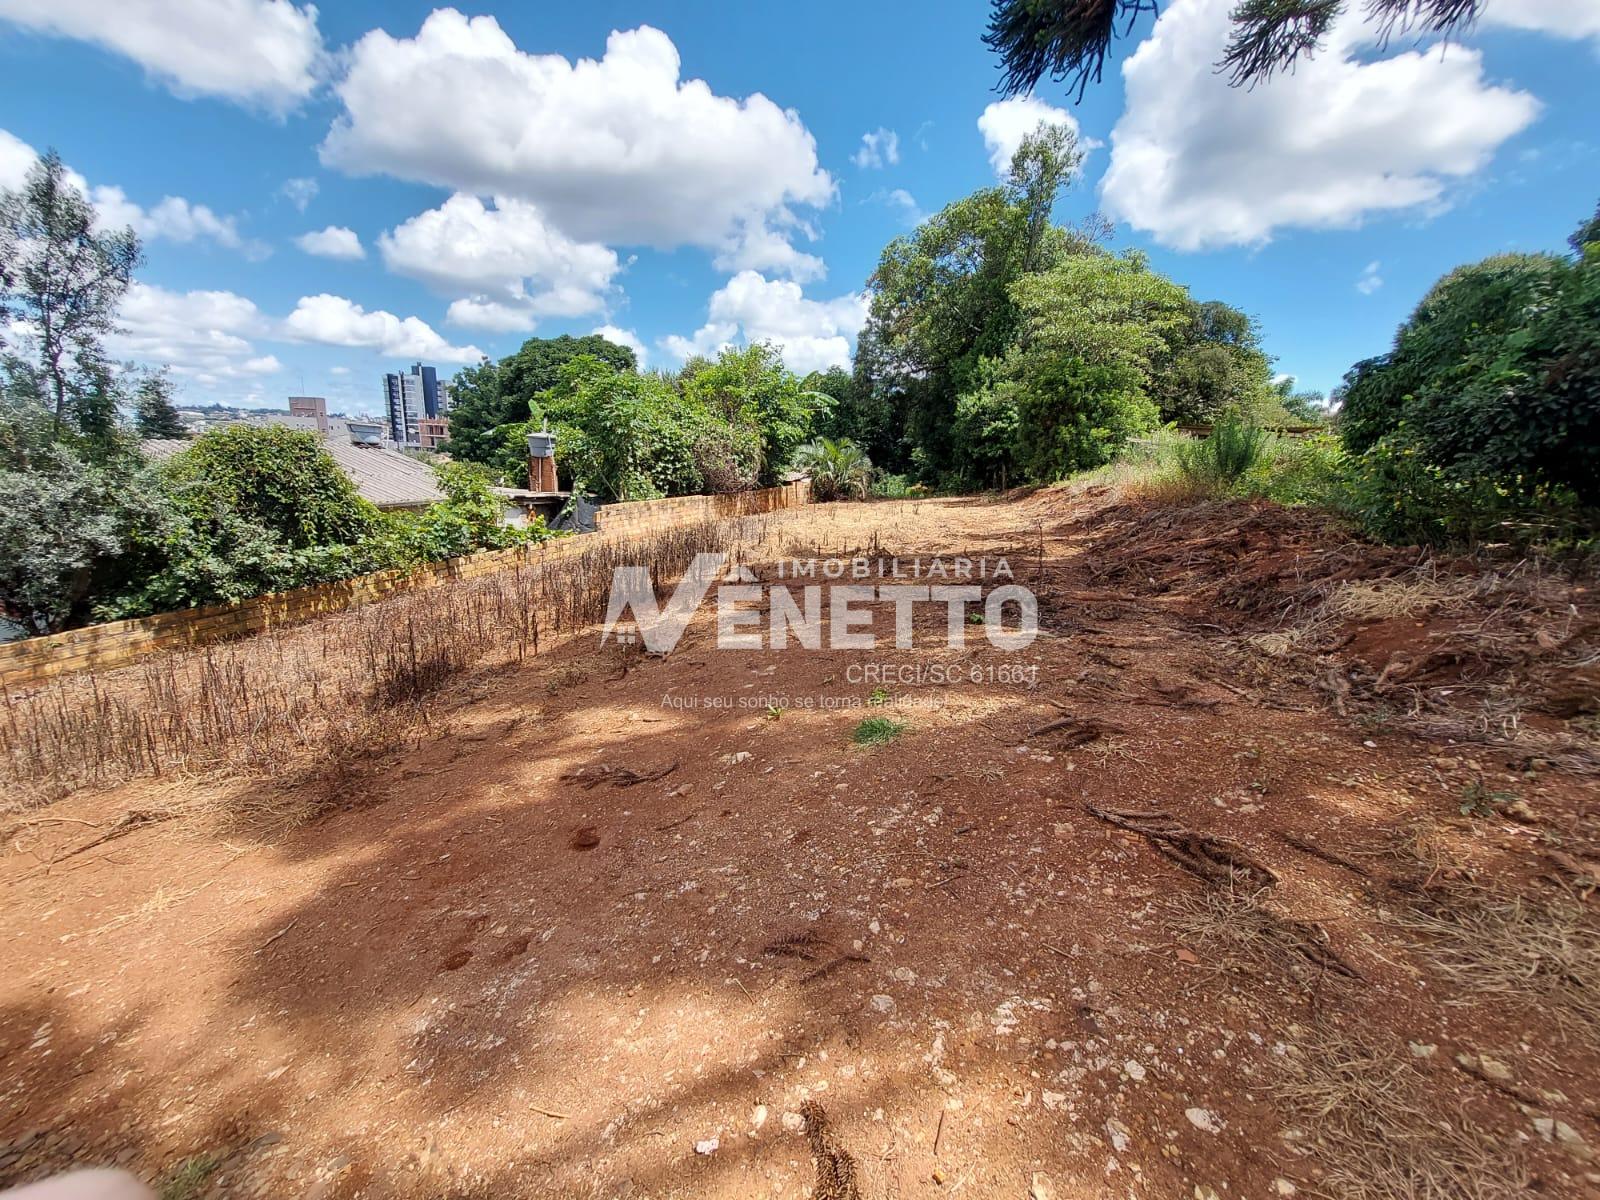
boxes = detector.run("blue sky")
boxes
[0,0,1595,416]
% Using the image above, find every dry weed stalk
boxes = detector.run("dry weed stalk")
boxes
[1274,1027,1527,1200]
[0,511,795,812]
[1392,883,1600,1038]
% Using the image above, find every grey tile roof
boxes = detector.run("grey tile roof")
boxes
[142,438,445,510]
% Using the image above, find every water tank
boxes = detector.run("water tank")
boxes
[527,430,556,458]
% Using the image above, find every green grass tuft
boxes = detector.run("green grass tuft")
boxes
[852,717,905,746]
[159,1153,222,1200]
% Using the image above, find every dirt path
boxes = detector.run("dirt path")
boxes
[3,490,1597,1199]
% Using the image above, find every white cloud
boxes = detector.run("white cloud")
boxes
[92,186,267,257]
[710,218,826,282]
[1356,261,1384,295]
[295,225,365,260]
[870,187,923,226]
[1,128,264,256]
[380,193,618,328]
[1100,0,1541,251]
[853,127,900,169]
[109,282,274,385]
[591,324,648,365]
[0,128,36,189]
[661,270,867,375]
[280,176,318,211]
[978,96,1092,178]
[0,0,323,113]
[1482,0,1600,49]
[282,294,483,364]
[439,299,539,334]
[321,13,834,278]
[109,282,482,392]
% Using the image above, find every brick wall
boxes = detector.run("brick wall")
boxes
[0,481,810,689]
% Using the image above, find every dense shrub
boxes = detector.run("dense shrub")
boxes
[0,446,141,632]
[1246,433,1347,507]
[1339,431,1591,549]
[871,472,915,499]
[1330,208,1600,546]
[165,425,379,549]
[952,369,1021,488]
[1012,358,1158,481]
[795,437,873,502]
[1338,254,1569,455]
[1177,412,1270,486]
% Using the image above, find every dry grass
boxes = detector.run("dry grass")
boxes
[1327,569,1479,621]
[1167,886,1289,969]
[1165,885,1356,986]
[0,511,794,812]
[1392,884,1600,1039]
[1275,1026,1527,1200]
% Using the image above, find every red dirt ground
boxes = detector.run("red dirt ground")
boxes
[2,489,1598,1199]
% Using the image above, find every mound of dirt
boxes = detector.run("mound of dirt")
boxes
[1080,497,1418,622]
[1066,496,1600,761]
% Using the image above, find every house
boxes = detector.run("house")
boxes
[141,432,445,513]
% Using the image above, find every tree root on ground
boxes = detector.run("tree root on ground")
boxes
[800,1101,862,1200]
[1085,804,1278,889]
[559,761,678,789]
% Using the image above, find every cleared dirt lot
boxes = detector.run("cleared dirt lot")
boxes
[3,489,1598,1199]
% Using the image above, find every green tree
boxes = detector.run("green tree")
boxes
[1010,251,1193,382]
[952,367,1022,489]
[1149,302,1277,425]
[859,123,1084,480]
[0,446,134,631]
[445,334,637,467]
[1333,205,1600,540]
[69,355,125,453]
[1339,253,1566,454]
[680,343,827,485]
[1269,376,1329,424]
[985,0,1484,99]
[1011,357,1157,482]
[133,372,189,439]
[1405,248,1599,504]
[164,425,378,550]
[0,381,56,471]
[540,355,704,501]
[0,149,141,436]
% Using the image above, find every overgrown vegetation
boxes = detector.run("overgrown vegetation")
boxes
[1078,196,1600,552]
[0,510,781,807]
[838,122,1306,493]
[0,149,553,636]
[444,338,831,502]
[0,422,551,633]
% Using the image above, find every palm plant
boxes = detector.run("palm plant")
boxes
[794,437,873,502]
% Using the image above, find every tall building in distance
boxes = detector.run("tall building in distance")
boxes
[288,395,329,434]
[382,363,453,448]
